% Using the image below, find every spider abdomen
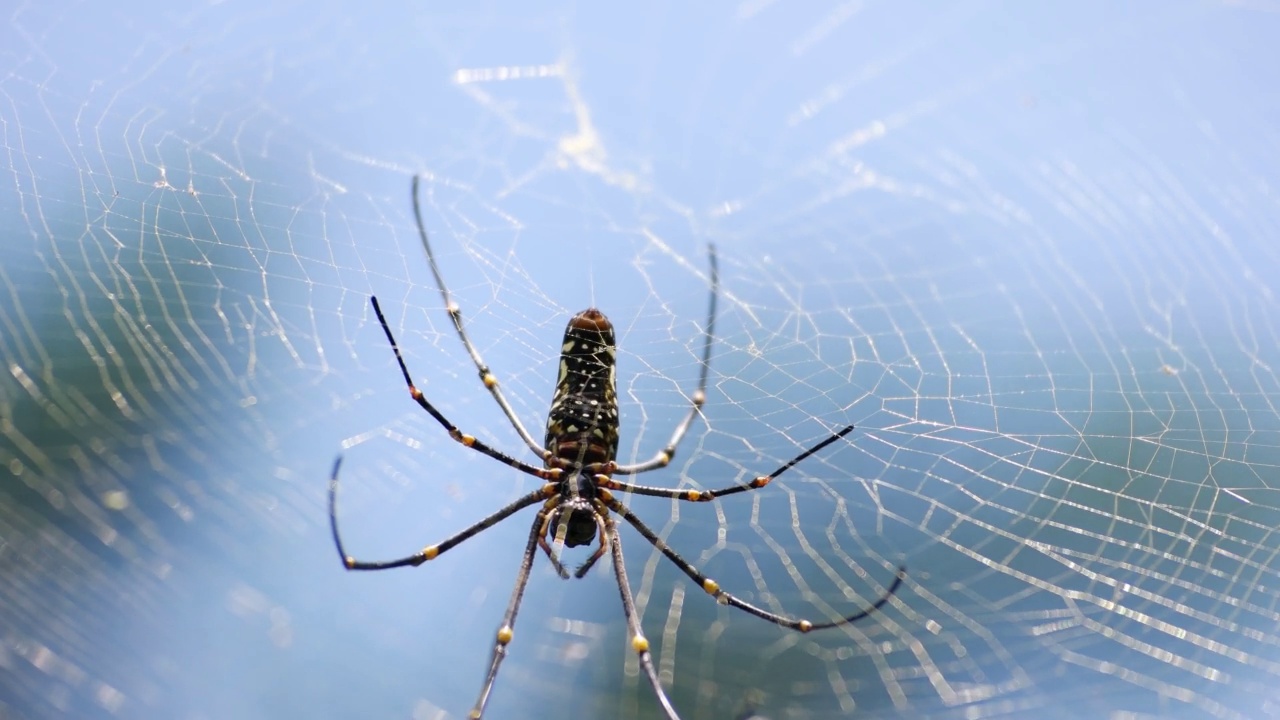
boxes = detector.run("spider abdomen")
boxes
[544,308,620,467]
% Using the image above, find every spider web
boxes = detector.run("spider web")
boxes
[3,1,1280,719]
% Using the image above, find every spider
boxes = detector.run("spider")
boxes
[328,176,907,720]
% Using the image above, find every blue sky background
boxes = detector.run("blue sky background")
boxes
[2,2,1279,718]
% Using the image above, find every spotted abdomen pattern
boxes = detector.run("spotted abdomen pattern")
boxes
[544,308,619,467]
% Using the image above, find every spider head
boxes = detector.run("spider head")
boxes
[548,499,599,548]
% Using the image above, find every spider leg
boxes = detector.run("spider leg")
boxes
[329,456,554,570]
[612,243,717,476]
[603,512,681,720]
[371,296,558,482]
[535,500,571,579]
[572,506,610,579]
[411,175,548,460]
[603,491,904,631]
[601,426,855,502]
[469,512,546,719]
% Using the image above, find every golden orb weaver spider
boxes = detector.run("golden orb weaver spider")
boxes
[328,175,906,719]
